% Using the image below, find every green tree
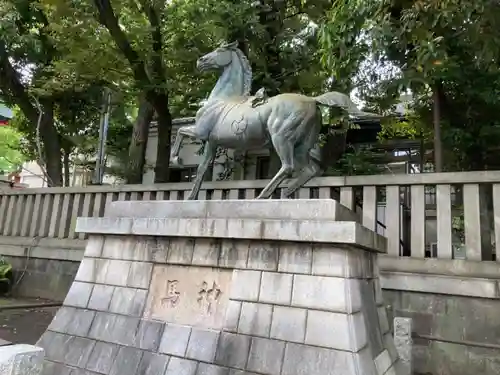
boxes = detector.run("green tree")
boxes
[374,0,500,171]
[0,0,150,185]
[320,0,500,172]
[90,0,174,183]
[319,0,500,257]
[41,0,161,183]
[40,0,339,184]
[0,126,27,173]
[163,0,333,174]
[159,0,332,109]
[0,0,64,185]
[2,0,359,185]
[0,0,129,186]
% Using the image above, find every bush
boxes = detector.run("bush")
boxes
[0,258,13,295]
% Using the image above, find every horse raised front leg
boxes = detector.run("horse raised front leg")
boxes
[186,142,217,200]
[170,125,199,166]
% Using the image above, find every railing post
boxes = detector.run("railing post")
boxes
[212,190,223,200]
[3,196,16,235]
[198,190,207,200]
[318,187,330,199]
[493,184,500,261]
[298,188,310,199]
[436,184,453,259]
[340,187,355,210]
[29,194,42,237]
[38,194,53,237]
[69,193,83,239]
[386,186,401,256]
[362,186,377,232]
[463,184,482,260]
[79,193,93,240]
[20,195,34,237]
[228,189,239,200]
[102,193,112,216]
[48,194,63,238]
[245,189,256,199]
[11,195,24,236]
[0,195,8,233]
[410,185,426,258]
[58,194,72,238]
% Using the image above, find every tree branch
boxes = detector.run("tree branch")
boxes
[138,0,166,85]
[93,0,151,86]
[284,10,304,20]
[0,41,38,123]
[12,2,54,65]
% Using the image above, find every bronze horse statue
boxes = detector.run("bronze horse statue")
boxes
[170,41,378,199]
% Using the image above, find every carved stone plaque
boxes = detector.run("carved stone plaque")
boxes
[144,265,232,329]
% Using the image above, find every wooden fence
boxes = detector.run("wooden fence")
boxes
[1,171,500,261]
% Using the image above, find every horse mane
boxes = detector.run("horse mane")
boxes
[232,48,252,96]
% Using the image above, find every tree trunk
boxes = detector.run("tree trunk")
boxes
[63,147,70,187]
[127,97,154,184]
[433,84,443,172]
[152,94,172,183]
[38,101,63,187]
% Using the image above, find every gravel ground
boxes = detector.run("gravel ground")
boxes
[0,298,58,345]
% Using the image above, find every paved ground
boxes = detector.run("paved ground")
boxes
[0,298,58,345]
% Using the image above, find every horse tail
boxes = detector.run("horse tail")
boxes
[313,91,380,118]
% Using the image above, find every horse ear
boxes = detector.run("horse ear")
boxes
[221,40,239,50]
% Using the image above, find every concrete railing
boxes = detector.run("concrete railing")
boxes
[0,170,500,261]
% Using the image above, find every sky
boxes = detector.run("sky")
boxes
[0,102,13,119]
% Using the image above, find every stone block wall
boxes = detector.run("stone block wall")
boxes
[0,238,84,301]
[5,256,79,301]
[383,289,500,375]
[38,233,399,375]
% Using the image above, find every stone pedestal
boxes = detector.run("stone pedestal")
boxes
[394,318,413,375]
[0,344,44,375]
[37,199,401,375]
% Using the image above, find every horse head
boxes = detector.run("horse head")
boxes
[197,41,240,72]
[197,41,252,100]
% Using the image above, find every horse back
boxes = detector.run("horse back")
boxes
[204,99,269,149]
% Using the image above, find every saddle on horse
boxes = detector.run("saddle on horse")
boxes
[251,87,268,108]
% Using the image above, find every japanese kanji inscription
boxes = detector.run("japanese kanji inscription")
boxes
[144,265,232,329]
